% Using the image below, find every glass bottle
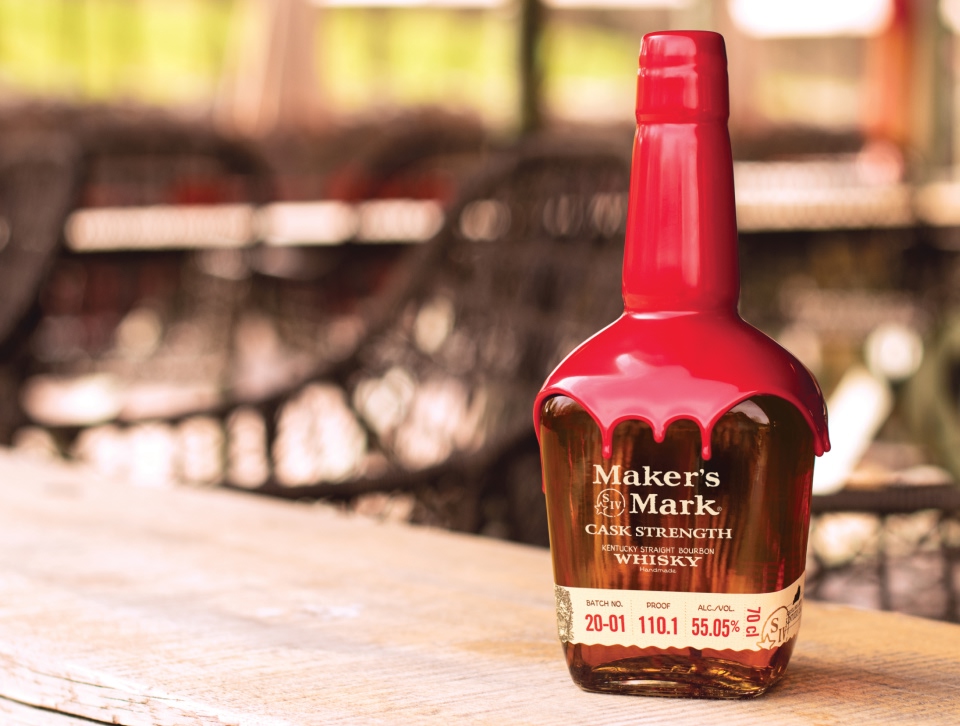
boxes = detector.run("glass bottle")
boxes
[534,31,830,699]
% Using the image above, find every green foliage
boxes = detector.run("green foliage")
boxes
[0,0,232,103]
[0,0,638,126]
[318,8,518,124]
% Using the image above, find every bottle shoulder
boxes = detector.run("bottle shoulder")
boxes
[534,312,829,458]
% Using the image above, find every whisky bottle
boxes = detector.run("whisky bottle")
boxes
[534,31,830,699]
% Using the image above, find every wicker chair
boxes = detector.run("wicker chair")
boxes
[230,140,633,540]
[0,128,79,442]
[0,129,79,352]
[809,484,960,622]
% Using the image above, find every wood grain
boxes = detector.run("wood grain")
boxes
[0,697,100,725]
[0,450,957,725]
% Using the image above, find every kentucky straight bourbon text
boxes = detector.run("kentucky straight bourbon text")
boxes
[534,31,830,698]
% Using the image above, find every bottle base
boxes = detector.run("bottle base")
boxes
[568,647,791,699]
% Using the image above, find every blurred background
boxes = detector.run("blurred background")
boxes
[1,0,959,621]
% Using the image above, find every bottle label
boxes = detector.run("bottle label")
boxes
[555,575,804,652]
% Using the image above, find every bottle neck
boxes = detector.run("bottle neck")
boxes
[621,119,740,314]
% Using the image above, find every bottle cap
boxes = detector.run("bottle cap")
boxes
[624,30,737,313]
[637,31,729,123]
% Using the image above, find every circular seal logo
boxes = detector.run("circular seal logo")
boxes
[595,489,626,518]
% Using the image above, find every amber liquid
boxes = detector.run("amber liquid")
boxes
[539,395,815,698]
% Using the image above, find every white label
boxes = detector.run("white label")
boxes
[555,575,804,652]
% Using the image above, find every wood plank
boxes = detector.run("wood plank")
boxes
[0,697,102,725]
[0,450,958,725]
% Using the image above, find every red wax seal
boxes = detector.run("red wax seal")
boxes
[534,31,830,460]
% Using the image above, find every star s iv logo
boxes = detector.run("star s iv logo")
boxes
[595,489,626,518]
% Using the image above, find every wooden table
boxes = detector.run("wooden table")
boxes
[0,450,958,725]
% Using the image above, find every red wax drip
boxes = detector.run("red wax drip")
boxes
[534,311,831,460]
[533,31,830,473]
